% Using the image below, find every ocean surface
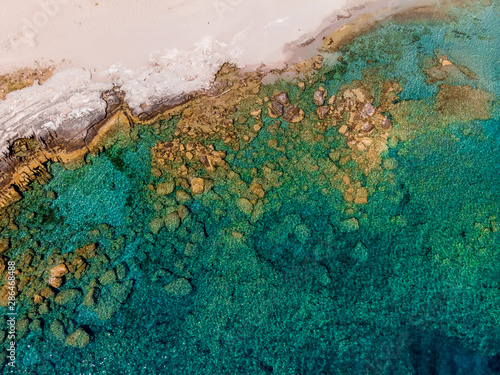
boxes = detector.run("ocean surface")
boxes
[1,2,499,374]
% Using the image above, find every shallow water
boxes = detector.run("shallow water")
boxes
[1,2,499,374]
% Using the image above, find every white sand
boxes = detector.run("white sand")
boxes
[0,0,430,156]
[0,0,369,74]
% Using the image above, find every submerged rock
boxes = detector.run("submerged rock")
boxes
[50,320,66,341]
[65,327,92,348]
[190,177,205,195]
[294,224,311,244]
[237,198,254,215]
[54,289,82,306]
[340,218,359,232]
[164,278,192,297]
[156,181,175,196]
[164,212,181,232]
[149,217,164,234]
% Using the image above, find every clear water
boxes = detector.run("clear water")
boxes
[1,2,499,374]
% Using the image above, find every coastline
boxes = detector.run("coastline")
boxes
[0,0,469,209]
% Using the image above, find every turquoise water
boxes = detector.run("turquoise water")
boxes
[1,2,499,374]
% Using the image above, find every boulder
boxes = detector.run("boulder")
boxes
[282,105,305,123]
[164,278,192,297]
[149,217,164,234]
[99,269,117,286]
[50,320,66,341]
[50,264,69,278]
[109,280,134,303]
[190,178,205,195]
[313,87,327,106]
[164,212,181,232]
[95,293,121,321]
[54,289,82,306]
[65,328,92,348]
[271,91,290,106]
[156,181,175,196]
[237,198,253,215]
[0,238,9,253]
[267,101,284,118]
[316,106,330,119]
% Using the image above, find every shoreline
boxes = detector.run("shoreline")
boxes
[0,0,466,209]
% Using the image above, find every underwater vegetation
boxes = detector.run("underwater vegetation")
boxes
[0,2,499,374]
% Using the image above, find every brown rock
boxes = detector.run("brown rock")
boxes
[0,238,9,253]
[156,181,175,196]
[381,116,391,129]
[50,264,69,278]
[267,101,284,118]
[250,182,265,198]
[190,178,205,195]
[317,106,330,119]
[0,283,16,307]
[313,87,327,106]
[354,187,369,205]
[76,243,97,259]
[48,277,63,289]
[359,122,375,133]
[271,91,290,106]
[282,105,305,123]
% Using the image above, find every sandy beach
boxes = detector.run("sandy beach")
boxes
[0,0,431,157]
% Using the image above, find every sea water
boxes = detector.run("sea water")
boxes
[1,2,499,374]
